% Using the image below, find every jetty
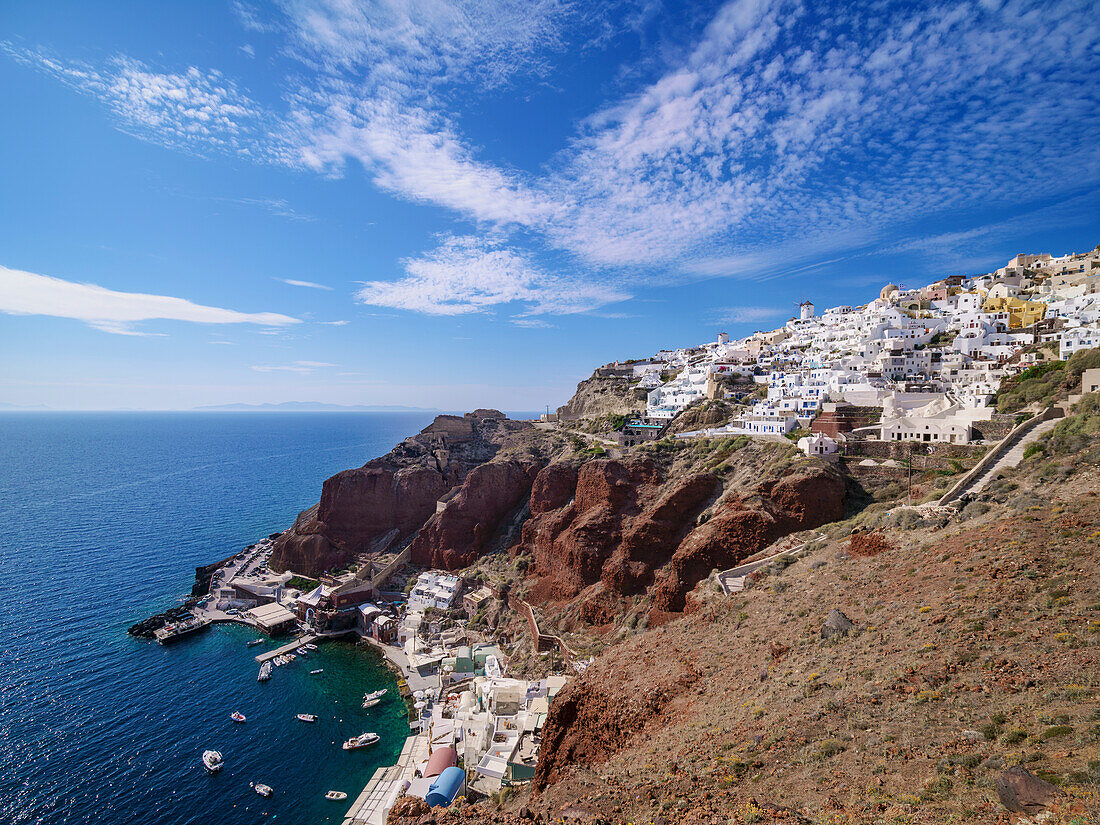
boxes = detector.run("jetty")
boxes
[254,634,317,663]
[341,733,429,825]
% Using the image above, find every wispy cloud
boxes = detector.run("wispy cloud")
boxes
[355,235,628,316]
[251,360,336,373]
[276,277,333,290]
[225,197,315,221]
[710,306,788,325]
[510,318,555,329]
[0,265,299,335]
[319,319,349,325]
[8,0,1100,318]
[1,43,291,161]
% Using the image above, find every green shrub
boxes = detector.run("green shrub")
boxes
[1040,725,1074,741]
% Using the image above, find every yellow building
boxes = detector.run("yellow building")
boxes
[982,296,1047,329]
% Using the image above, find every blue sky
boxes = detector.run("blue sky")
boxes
[1,0,1097,411]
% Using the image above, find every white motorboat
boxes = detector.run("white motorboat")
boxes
[230,711,246,723]
[296,713,318,723]
[325,791,348,800]
[246,639,263,647]
[258,662,272,681]
[202,750,223,772]
[304,643,318,651]
[251,782,273,797]
[342,732,380,750]
[363,688,387,702]
[310,668,323,675]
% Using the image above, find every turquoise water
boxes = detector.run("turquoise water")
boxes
[0,413,438,825]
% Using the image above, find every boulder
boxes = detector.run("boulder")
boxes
[995,766,1064,814]
[821,608,854,640]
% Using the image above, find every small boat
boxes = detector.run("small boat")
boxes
[258,662,272,681]
[304,643,318,651]
[310,668,323,675]
[251,782,273,797]
[362,688,388,707]
[325,791,348,801]
[246,639,263,647]
[231,712,246,723]
[296,646,308,655]
[342,732,380,750]
[296,713,318,723]
[202,750,223,772]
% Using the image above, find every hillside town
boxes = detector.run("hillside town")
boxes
[582,246,1099,454]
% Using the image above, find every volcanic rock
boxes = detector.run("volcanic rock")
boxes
[995,766,1064,814]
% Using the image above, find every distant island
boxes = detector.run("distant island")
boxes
[194,402,443,412]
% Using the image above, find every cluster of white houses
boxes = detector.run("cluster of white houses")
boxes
[627,246,1100,449]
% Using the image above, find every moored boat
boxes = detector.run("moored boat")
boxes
[342,732,380,750]
[258,662,272,681]
[154,616,210,645]
[362,688,387,708]
[230,711,246,723]
[251,782,273,797]
[202,750,223,772]
[325,791,347,800]
[296,713,318,722]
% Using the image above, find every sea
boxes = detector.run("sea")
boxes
[0,411,456,825]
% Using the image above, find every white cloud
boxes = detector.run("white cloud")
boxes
[0,265,300,335]
[711,306,787,325]
[277,277,333,290]
[8,0,1100,317]
[355,236,628,316]
[252,359,337,373]
[319,319,349,325]
[1,44,290,161]
[510,318,555,329]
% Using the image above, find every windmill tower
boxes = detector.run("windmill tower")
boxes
[794,299,815,320]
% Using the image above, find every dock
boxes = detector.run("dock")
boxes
[342,733,428,825]
[254,634,317,663]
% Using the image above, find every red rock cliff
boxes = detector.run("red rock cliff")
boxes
[518,457,845,613]
[269,411,529,575]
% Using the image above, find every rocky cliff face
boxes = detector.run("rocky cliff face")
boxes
[516,454,846,614]
[269,411,532,575]
[408,459,543,569]
[556,374,645,421]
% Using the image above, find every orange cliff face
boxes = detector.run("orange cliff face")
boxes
[515,456,846,614]
[268,411,529,576]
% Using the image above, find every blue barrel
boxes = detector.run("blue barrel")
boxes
[425,766,464,808]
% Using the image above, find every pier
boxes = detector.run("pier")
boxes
[341,733,428,825]
[254,634,317,663]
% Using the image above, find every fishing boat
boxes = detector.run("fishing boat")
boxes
[296,713,318,722]
[258,662,272,681]
[342,732,380,750]
[246,639,263,647]
[202,750,223,772]
[310,668,323,675]
[230,712,246,723]
[251,782,273,797]
[325,791,348,801]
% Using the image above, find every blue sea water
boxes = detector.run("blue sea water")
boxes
[0,412,441,825]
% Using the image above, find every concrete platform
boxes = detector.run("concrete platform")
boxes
[342,733,429,825]
[254,634,317,663]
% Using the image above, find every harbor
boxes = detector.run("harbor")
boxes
[342,733,430,825]
[255,634,318,663]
